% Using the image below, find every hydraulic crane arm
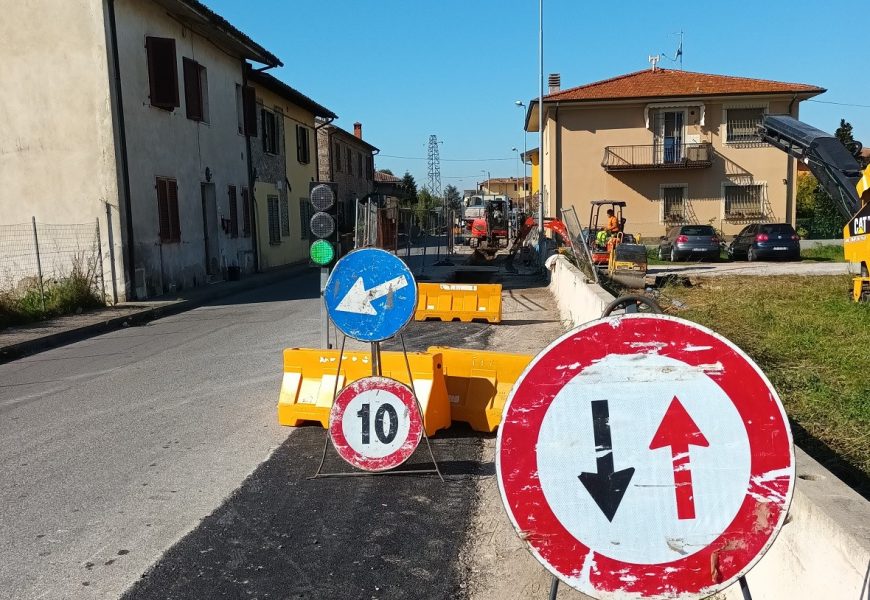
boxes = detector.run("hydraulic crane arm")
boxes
[758,115,863,221]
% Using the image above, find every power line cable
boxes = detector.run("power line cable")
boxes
[806,99,870,109]
[379,154,515,162]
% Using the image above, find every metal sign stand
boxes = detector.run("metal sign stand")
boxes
[308,333,443,481]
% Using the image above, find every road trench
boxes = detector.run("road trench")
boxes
[123,262,590,600]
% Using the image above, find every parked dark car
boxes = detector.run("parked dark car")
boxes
[727,223,801,261]
[658,225,721,261]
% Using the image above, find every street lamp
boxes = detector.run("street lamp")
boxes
[515,100,528,215]
[480,169,491,194]
[512,147,523,212]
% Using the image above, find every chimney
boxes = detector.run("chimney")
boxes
[353,122,362,139]
[548,73,561,94]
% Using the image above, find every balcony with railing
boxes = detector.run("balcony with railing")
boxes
[602,142,714,171]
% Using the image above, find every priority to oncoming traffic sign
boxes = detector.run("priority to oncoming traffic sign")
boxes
[324,248,417,342]
[496,314,794,600]
[329,376,422,472]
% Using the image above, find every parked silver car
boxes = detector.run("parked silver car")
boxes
[658,225,721,261]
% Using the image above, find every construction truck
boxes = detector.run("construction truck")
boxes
[468,197,511,255]
[758,115,870,301]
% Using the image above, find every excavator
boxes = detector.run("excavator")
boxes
[759,115,870,301]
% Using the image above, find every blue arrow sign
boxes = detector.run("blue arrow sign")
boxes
[324,248,417,342]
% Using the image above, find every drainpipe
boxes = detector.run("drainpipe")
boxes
[107,0,136,299]
[243,61,277,273]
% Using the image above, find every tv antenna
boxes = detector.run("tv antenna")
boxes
[661,30,684,70]
[648,55,660,71]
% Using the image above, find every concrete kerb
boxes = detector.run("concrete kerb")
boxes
[546,253,870,600]
[0,263,309,364]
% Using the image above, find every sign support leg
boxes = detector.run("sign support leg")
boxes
[738,576,753,600]
[310,333,348,479]
[320,267,330,349]
[399,333,444,482]
[548,575,559,600]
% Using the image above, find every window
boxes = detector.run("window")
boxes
[334,143,342,172]
[183,58,208,122]
[280,194,290,236]
[726,107,765,143]
[300,199,313,239]
[365,156,373,181]
[145,37,179,110]
[228,185,238,237]
[346,148,353,176]
[661,185,687,224]
[267,195,281,244]
[241,187,251,237]
[724,184,764,219]
[357,152,363,177]
[262,109,278,154]
[156,177,180,243]
[235,84,244,133]
[296,125,311,164]
[242,86,257,136]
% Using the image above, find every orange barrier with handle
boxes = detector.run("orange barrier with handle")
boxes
[428,346,532,432]
[415,283,502,323]
[277,348,451,436]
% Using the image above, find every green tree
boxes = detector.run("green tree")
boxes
[796,173,818,218]
[399,171,418,207]
[835,119,855,146]
[444,184,462,213]
[380,168,394,176]
[415,188,435,228]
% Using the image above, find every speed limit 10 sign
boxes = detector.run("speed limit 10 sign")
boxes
[329,376,423,471]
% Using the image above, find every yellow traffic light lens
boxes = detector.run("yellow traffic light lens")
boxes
[310,239,335,265]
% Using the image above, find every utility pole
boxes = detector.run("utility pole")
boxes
[538,0,545,242]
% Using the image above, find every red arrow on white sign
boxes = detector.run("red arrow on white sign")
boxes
[649,396,710,520]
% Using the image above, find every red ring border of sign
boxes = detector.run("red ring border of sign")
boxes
[496,314,795,599]
[329,376,423,472]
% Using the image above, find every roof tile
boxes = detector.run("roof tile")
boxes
[545,69,825,102]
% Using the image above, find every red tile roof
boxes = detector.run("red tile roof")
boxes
[374,171,401,183]
[545,69,825,102]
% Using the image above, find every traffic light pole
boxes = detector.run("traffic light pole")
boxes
[320,266,331,349]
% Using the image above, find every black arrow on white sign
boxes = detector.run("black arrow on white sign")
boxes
[578,399,635,522]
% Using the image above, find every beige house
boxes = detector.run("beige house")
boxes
[525,69,825,238]
[479,177,532,208]
[1,0,281,300]
[246,68,336,270]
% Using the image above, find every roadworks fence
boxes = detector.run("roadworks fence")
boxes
[0,218,105,320]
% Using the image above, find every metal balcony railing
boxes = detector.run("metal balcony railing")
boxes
[602,142,714,171]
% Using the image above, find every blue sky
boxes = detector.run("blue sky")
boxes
[208,0,869,191]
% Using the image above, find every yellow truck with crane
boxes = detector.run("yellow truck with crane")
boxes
[759,115,870,301]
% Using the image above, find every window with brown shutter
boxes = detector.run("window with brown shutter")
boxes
[241,188,251,237]
[146,37,179,110]
[296,125,310,164]
[334,142,342,172]
[183,57,206,121]
[156,177,180,243]
[228,185,238,237]
[262,109,278,154]
[357,152,362,177]
[365,156,373,181]
[243,85,257,136]
[346,148,353,176]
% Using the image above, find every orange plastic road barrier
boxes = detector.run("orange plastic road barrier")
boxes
[415,283,502,324]
[428,346,532,432]
[277,348,451,436]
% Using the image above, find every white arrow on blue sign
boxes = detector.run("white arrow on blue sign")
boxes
[324,248,417,342]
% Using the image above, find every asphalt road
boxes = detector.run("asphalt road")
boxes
[0,268,498,600]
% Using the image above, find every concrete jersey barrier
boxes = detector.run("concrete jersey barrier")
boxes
[546,253,870,600]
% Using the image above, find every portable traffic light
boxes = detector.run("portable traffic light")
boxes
[308,182,338,267]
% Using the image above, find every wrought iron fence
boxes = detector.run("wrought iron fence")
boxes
[602,142,713,170]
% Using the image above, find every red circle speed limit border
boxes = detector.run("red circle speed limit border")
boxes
[329,377,422,471]
[496,314,794,600]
